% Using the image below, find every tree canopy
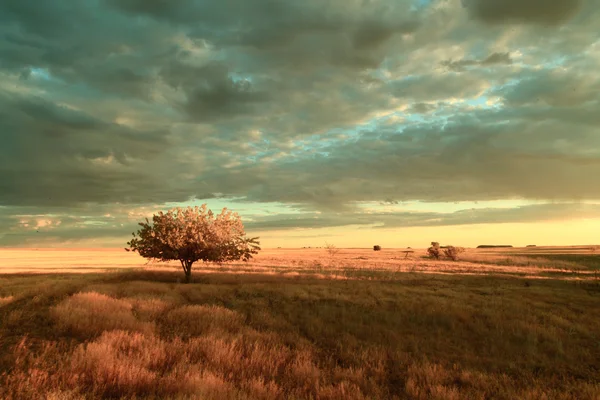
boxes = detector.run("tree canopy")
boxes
[126,205,260,282]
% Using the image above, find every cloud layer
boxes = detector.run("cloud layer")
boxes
[1,0,598,245]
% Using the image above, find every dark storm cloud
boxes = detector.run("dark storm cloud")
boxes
[196,102,600,210]
[0,0,171,100]
[124,0,423,123]
[408,103,437,114]
[464,0,584,25]
[0,0,599,245]
[0,93,195,207]
[160,61,271,121]
[102,0,424,78]
[106,0,422,49]
[494,69,600,107]
[441,52,513,72]
[352,20,421,50]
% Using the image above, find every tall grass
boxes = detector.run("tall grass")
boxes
[51,292,155,337]
[163,304,244,337]
[0,296,14,307]
[460,253,582,269]
[1,266,599,399]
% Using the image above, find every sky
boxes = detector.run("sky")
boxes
[0,0,599,249]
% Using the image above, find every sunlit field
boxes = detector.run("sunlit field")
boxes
[1,247,599,399]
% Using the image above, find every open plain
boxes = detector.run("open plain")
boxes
[1,246,599,399]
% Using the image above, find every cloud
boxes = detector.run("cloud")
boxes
[4,201,599,247]
[494,69,600,107]
[0,92,195,207]
[195,103,600,210]
[169,62,271,122]
[0,0,599,245]
[463,0,584,26]
[390,72,491,102]
[216,202,600,231]
[441,52,513,72]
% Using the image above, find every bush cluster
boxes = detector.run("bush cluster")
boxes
[427,242,465,261]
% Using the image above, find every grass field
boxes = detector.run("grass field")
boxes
[0,247,599,399]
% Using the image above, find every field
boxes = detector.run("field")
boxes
[0,247,599,399]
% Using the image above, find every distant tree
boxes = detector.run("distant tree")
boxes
[126,205,260,283]
[325,242,340,257]
[373,245,381,251]
[443,246,465,261]
[427,242,441,259]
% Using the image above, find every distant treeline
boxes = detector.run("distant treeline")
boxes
[476,245,513,248]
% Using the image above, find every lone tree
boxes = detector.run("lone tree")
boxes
[126,205,260,283]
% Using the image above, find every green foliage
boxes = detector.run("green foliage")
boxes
[126,205,260,282]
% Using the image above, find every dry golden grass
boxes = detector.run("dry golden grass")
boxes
[1,246,599,281]
[163,304,244,337]
[0,296,14,307]
[131,298,171,321]
[0,247,599,399]
[0,248,146,274]
[51,292,155,337]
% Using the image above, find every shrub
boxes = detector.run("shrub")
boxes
[443,246,465,261]
[325,243,340,257]
[126,205,260,283]
[427,242,441,259]
[373,245,381,251]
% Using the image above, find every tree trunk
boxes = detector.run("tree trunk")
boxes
[180,260,193,283]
